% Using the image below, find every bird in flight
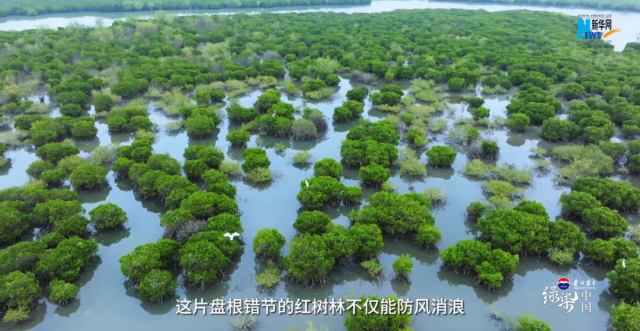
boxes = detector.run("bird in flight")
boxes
[305,179,309,187]
[224,232,241,241]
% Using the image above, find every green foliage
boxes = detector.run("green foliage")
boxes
[246,167,274,183]
[341,139,399,168]
[202,169,237,199]
[348,223,384,260]
[392,254,413,280]
[548,220,585,253]
[359,163,391,187]
[611,302,640,331]
[507,113,530,132]
[513,316,553,331]
[414,224,442,249]
[313,158,343,179]
[180,191,238,220]
[253,228,286,261]
[582,238,637,265]
[341,186,363,205]
[440,239,519,289]
[447,77,466,92]
[291,118,318,141]
[284,234,335,284]
[94,93,115,112]
[351,191,435,237]
[345,119,400,145]
[480,140,500,156]
[118,139,153,163]
[180,240,229,286]
[256,262,281,288]
[599,141,627,163]
[297,176,346,209]
[89,203,128,231]
[481,180,524,200]
[138,269,178,302]
[422,188,447,205]
[540,118,581,142]
[60,104,84,117]
[466,201,488,222]
[607,258,640,303]
[478,209,551,255]
[26,160,54,179]
[468,97,485,108]
[361,260,385,280]
[36,236,98,282]
[36,142,80,164]
[471,107,490,120]
[293,151,313,164]
[48,279,78,304]
[242,147,270,172]
[346,87,367,102]
[572,177,640,212]
[186,115,217,138]
[219,160,242,177]
[294,211,331,235]
[119,243,163,282]
[333,100,364,122]
[426,145,457,167]
[0,241,45,274]
[321,223,352,263]
[71,120,98,140]
[69,163,109,191]
[1,271,41,308]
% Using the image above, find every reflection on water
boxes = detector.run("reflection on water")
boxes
[0,76,626,331]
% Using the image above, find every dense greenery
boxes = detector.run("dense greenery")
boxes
[0,0,373,17]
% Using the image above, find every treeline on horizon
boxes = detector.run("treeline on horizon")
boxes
[433,0,640,11]
[0,0,372,17]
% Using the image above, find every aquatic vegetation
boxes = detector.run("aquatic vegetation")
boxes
[89,143,120,164]
[381,180,397,192]
[400,157,427,176]
[462,159,494,177]
[165,119,185,132]
[429,118,448,133]
[361,260,385,281]
[423,188,448,205]
[246,167,274,183]
[292,151,312,165]
[274,143,287,153]
[481,180,524,200]
[392,254,413,281]
[256,262,281,288]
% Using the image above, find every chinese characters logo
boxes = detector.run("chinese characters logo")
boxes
[542,279,596,313]
[577,15,621,41]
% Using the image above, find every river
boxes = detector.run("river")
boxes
[0,2,638,331]
[0,1,639,51]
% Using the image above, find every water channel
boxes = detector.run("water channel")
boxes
[0,2,639,331]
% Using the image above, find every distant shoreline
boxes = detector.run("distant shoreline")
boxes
[0,0,373,18]
[429,0,640,13]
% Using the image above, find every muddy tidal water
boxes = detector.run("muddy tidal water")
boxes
[2,74,638,331]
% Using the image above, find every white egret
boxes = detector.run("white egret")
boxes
[305,180,309,187]
[623,259,626,268]
[272,112,276,117]
[224,232,241,241]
